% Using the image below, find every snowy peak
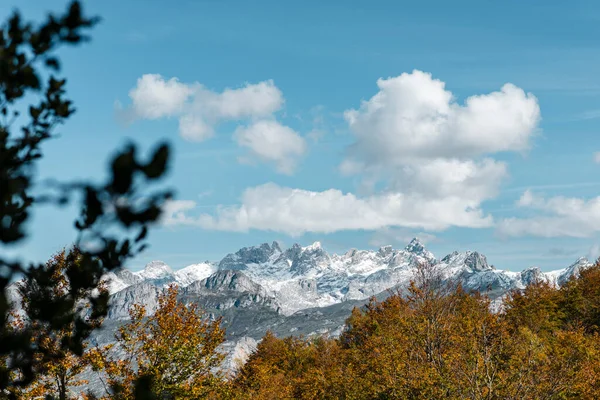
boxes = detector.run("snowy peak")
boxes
[101,240,596,318]
[440,251,491,272]
[290,242,330,275]
[136,261,174,283]
[405,238,425,254]
[378,245,393,257]
[403,238,436,262]
[558,257,592,286]
[271,241,282,253]
[302,241,323,252]
[219,242,282,270]
[103,268,144,293]
[174,262,216,287]
[520,266,543,286]
[464,252,491,272]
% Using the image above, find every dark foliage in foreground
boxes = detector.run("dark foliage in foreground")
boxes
[0,1,171,396]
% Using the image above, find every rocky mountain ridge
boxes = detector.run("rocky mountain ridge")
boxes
[105,238,590,319]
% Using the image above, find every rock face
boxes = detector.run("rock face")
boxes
[106,282,161,320]
[218,242,281,270]
[182,270,280,313]
[521,266,543,286]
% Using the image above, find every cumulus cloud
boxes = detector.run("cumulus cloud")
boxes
[166,183,492,236]
[594,152,600,164]
[128,74,193,119]
[338,71,540,206]
[123,74,303,172]
[388,158,508,202]
[497,190,600,237]
[178,114,214,141]
[166,71,541,236]
[128,75,283,121]
[161,200,198,226]
[191,80,283,120]
[343,70,540,164]
[126,74,284,140]
[234,120,306,174]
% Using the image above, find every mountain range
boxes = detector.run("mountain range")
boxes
[96,239,591,363]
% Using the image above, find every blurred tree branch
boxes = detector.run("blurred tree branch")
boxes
[0,1,172,394]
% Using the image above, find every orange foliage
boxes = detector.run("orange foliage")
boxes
[87,285,226,399]
[231,262,600,399]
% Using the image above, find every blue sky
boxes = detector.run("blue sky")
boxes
[4,0,600,272]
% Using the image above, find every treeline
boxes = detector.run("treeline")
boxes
[232,265,600,399]
[5,248,600,399]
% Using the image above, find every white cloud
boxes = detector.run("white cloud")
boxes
[124,75,304,172]
[128,74,192,119]
[588,244,600,261]
[178,114,214,142]
[338,70,540,210]
[165,71,542,236]
[497,191,600,237]
[388,158,508,202]
[161,200,198,226]
[192,80,283,120]
[173,183,492,236]
[127,75,283,126]
[344,70,540,164]
[594,152,600,164]
[234,120,306,174]
[516,189,537,207]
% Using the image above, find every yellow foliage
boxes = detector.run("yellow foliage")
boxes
[231,262,600,399]
[87,284,225,399]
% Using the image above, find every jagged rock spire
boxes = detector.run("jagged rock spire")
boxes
[405,238,425,254]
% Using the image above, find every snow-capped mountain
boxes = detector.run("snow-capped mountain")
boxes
[103,238,593,320]
[174,262,216,287]
[103,260,215,294]
[59,238,598,372]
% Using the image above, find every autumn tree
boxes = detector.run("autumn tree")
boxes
[1,0,171,394]
[88,285,226,399]
[559,261,600,332]
[234,260,600,399]
[503,281,564,336]
[233,331,346,400]
[10,247,107,400]
[233,263,506,399]
[500,261,600,398]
